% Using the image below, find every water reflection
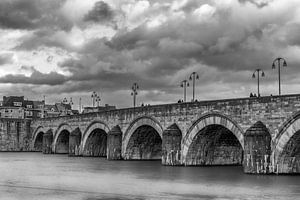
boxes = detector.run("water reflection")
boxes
[0,153,299,200]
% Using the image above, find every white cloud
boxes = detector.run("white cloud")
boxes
[193,4,216,22]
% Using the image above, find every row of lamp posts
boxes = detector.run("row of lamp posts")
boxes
[252,57,287,97]
[91,91,101,107]
[180,72,199,102]
[59,57,288,110]
[129,57,287,108]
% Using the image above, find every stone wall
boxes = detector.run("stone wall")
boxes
[2,94,300,174]
[31,94,300,142]
[0,119,31,151]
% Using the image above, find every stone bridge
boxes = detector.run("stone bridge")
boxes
[31,94,300,174]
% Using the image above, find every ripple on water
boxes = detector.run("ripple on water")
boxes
[0,153,299,200]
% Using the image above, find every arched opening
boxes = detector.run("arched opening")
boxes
[277,130,300,173]
[186,124,243,165]
[55,130,70,154]
[83,128,107,157]
[125,125,162,160]
[33,132,44,152]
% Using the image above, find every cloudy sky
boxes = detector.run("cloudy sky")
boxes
[0,0,300,109]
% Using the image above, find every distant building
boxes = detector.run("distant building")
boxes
[0,96,80,119]
[2,96,24,107]
[55,102,73,116]
[44,104,60,118]
[83,104,116,114]
[23,100,35,119]
[0,96,48,119]
[33,100,45,118]
[0,96,25,119]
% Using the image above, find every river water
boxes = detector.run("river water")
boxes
[0,153,299,200]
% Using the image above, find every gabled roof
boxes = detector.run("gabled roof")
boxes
[43,104,58,112]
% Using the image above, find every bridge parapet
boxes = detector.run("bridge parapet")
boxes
[31,94,300,139]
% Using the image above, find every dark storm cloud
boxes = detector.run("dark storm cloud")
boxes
[0,53,14,65]
[15,29,72,51]
[284,24,300,46]
[238,0,271,8]
[0,67,67,85]
[2,0,300,106]
[84,1,114,23]
[0,0,72,31]
[108,20,259,72]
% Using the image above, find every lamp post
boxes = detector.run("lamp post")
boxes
[42,95,46,118]
[189,72,199,102]
[96,95,101,107]
[69,97,73,108]
[272,57,287,96]
[131,83,139,108]
[91,91,97,107]
[252,69,265,97]
[79,97,81,113]
[180,80,189,102]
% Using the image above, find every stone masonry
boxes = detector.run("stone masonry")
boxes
[2,94,300,174]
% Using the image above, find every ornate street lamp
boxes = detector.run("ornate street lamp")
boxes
[131,83,139,108]
[252,69,265,97]
[189,72,199,102]
[272,57,287,95]
[180,80,189,102]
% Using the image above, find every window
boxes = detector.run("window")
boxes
[27,105,33,109]
[13,102,22,107]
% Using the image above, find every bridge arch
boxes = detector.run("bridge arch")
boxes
[273,112,300,173]
[53,123,72,154]
[182,113,244,165]
[122,116,163,160]
[32,126,48,151]
[81,121,110,157]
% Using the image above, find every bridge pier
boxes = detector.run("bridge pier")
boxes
[243,121,271,174]
[162,124,182,165]
[69,128,81,157]
[107,126,122,160]
[42,130,53,154]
